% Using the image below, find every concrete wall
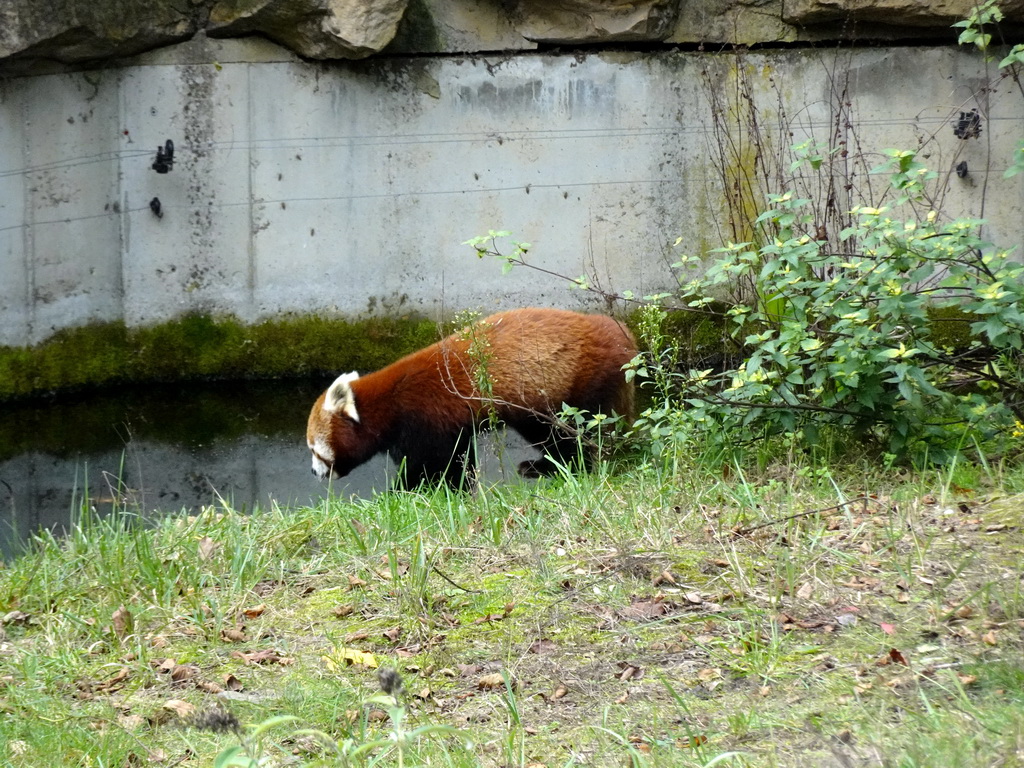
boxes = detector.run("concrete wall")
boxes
[1,36,1022,347]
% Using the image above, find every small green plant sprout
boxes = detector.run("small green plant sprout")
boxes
[454,309,495,408]
[464,230,530,275]
[953,0,1004,51]
[208,670,463,768]
[789,138,839,173]
[464,231,631,304]
[209,713,303,768]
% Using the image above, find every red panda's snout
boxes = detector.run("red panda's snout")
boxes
[308,441,337,481]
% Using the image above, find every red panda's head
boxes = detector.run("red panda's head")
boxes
[306,371,361,481]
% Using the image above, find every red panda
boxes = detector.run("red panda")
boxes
[306,307,637,488]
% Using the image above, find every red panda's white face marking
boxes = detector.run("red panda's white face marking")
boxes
[307,371,360,481]
[308,434,335,480]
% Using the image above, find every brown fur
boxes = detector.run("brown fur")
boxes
[306,307,637,487]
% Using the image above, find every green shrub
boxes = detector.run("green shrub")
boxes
[635,148,1024,464]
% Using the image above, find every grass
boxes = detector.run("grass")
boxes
[2,442,1024,767]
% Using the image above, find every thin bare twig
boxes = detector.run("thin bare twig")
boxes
[431,565,481,593]
[734,495,872,535]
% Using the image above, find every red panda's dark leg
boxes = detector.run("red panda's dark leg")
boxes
[394,429,478,490]
[511,417,591,478]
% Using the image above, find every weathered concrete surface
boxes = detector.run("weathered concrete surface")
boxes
[1,40,1022,349]
[207,0,411,59]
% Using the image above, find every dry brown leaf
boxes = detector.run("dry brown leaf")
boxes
[983,630,998,646]
[197,537,219,561]
[653,569,677,587]
[679,735,708,748]
[473,612,508,625]
[155,658,177,674]
[619,598,670,621]
[162,699,195,719]
[223,674,244,691]
[1,610,30,626]
[118,713,146,731]
[552,685,569,700]
[529,638,557,655]
[684,592,703,605]
[95,666,131,693]
[478,673,506,690]
[220,628,246,643]
[243,604,266,619]
[617,661,643,681]
[382,626,402,642]
[333,605,354,618]
[170,665,197,683]
[348,575,368,590]
[196,680,224,694]
[112,606,131,640]
[889,648,909,666]
[231,649,294,665]
[796,582,814,600]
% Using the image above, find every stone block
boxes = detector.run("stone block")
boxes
[207,0,410,59]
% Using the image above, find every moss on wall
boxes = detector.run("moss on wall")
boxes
[0,313,445,402]
[624,301,736,368]
[926,304,976,352]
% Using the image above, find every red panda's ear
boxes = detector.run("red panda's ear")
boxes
[324,371,360,422]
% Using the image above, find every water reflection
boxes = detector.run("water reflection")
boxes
[0,379,528,556]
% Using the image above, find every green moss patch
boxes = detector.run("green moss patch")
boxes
[0,313,444,402]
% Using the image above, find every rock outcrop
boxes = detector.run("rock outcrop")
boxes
[783,0,1024,26]
[207,0,410,59]
[1,0,1023,68]
[515,0,680,43]
[0,0,202,64]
